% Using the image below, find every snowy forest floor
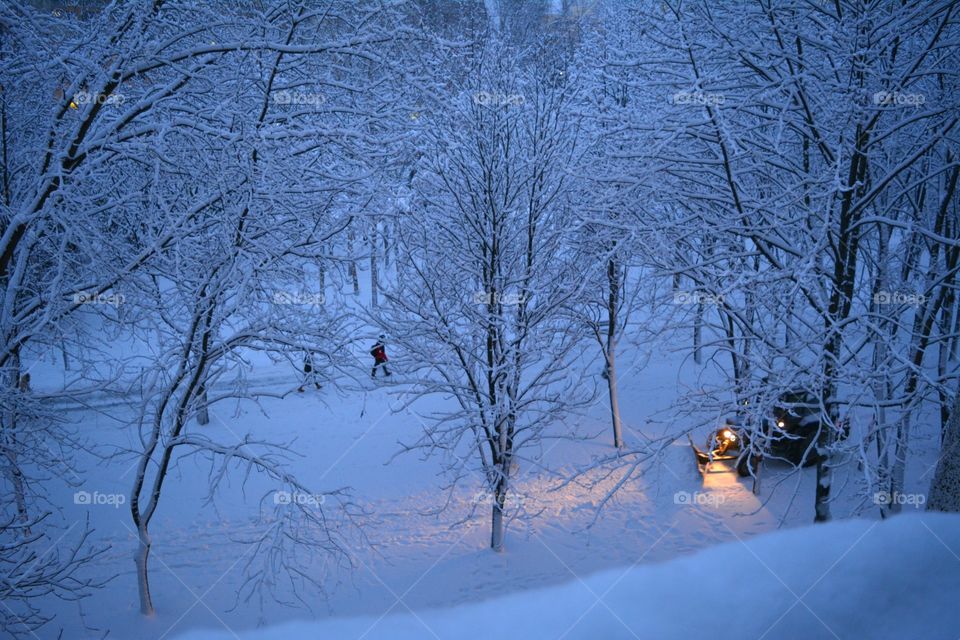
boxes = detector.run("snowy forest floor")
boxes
[33,341,940,640]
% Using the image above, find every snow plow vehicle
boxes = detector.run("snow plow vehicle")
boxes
[689,390,848,478]
[688,422,754,477]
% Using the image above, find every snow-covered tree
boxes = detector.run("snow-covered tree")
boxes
[381,43,592,551]
[2,0,414,621]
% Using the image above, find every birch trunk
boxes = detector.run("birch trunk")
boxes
[606,257,624,448]
[134,526,155,616]
[606,348,623,449]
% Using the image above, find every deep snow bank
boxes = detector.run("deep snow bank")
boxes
[174,513,959,640]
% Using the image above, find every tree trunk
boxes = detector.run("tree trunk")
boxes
[813,443,834,522]
[605,257,624,448]
[382,219,391,268]
[815,345,841,523]
[4,438,29,535]
[782,300,793,350]
[606,349,623,449]
[134,525,155,616]
[196,385,209,426]
[370,224,379,307]
[318,252,326,304]
[887,284,948,512]
[5,352,29,534]
[693,299,703,364]
[951,295,960,364]
[871,225,893,517]
[938,260,958,440]
[939,301,955,439]
[888,412,911,515]
[348,229,359,295]
[928,389,960,512]
[490,476,506,552]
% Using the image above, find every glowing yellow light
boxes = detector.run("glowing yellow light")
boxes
[777,420,785,429]
[69,100,78,109]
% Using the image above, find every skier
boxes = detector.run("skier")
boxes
[298,352,321,392]
[370,335,391,378]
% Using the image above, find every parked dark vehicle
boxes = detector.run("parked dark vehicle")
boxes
[760,390,824,468]
[690,390,849,478]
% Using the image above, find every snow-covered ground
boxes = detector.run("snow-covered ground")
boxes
[30,339,942,640]
[172,512,960,640]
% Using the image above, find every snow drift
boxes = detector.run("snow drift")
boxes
[174,513,960,640]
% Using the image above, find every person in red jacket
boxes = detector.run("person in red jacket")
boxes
[370,334,391,378]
